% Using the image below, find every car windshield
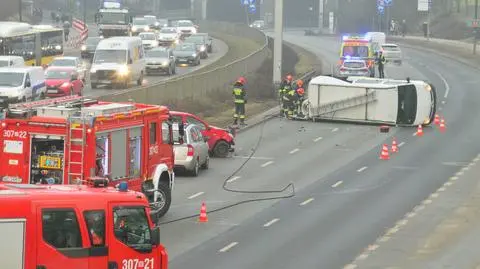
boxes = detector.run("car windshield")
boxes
[344,61,365,68]
[98,12,128,24]
[185,36,204,44]
[0,73,24,87]
[146,50,168,58]
[144,17,156,25]
[50,59,76,66]
[175,44,195,51]
[382,45,400,51]
[133,18,148,25]
[178,21,193,27]
[342,46,369,58]
[160,28,176,33]
[0,60,8,67]
[86,38,101,45]
[139,33,155,40]
[93,50,126,64]
[46,70,71,79]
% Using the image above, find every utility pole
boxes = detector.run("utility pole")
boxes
[83,0,87,26]
[19,0,23,22]
[474,0,478,54]
[273,0,283,85]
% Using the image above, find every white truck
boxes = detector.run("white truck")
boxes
[96,3,131,38]
[298,75,437,126]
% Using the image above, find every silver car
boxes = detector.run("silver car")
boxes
[173,124,210,177]
[338,59,370,78]
[381,43,402,65]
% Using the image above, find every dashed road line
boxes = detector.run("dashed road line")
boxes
[332,181,343,188]
[357,166,368,172]
[219,242,238,253]
[226,176,241,183]
[300,197,314,206]
[398,142,406,147]
[289,148,300,154]
[261,161,274,168]
[332,128,339,132]
[313,136,323,142]
[263,218,279,227]
[187,192,204,199]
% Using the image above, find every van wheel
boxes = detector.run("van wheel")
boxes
[213,140,230,158]
[143,181,171,219]
[137,72,143,86]
[190,159,199,177]
[201,156,209,169]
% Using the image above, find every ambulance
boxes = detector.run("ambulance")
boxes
[0,179,168,269]
[0,95,184,218]
[339,35,376,77]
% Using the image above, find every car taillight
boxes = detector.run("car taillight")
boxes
[187,144,194,156]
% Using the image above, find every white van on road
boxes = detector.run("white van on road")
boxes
[0,67,46,106]
[90,36,146,89]
[0,56,25,67]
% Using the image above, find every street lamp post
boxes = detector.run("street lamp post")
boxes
[474,0,478,54]
[83,0,87,29]
[19,0,23,22]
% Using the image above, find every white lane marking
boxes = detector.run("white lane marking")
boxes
[261,161,274,167]
[219,242,238,253]
[332,181,343,188]
[332,128,339,132]
[289,148,300,154]
[412,132,417,136]
[357,166,368,172]
[313,136,323,142]
[398,142,405,147]
[437,71,451,99]
[187,192,204,199]
[232,156,274,160]
[300,198,314,206]
[343,264,357,269]
[263,218,279,227]
[226,176,241,183]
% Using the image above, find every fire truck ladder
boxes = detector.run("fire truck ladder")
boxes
[313,91,377,116]
[67,116,91,184]
[7,95,98,117]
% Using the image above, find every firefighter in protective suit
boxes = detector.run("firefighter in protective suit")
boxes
[233,77,247,125]
[283,85,297,119]
[279,74,293,117]
[294,79,305,117]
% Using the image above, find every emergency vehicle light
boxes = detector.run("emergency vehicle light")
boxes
[118,181,128,192]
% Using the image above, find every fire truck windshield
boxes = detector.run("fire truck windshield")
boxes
[342,45,369,58]
[113,206,153,251]
[0,72,24,87]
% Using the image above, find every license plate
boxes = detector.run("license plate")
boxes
[148,66,160,69]
[178,59,187,62]
[47,89,57,93]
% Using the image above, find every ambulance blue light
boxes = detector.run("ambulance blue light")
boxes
[118,181,128,192]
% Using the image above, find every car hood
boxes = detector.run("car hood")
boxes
[99,24,128,29]
[46,79,69,87]
[173,51,196,57]
[158,33,177,39]
[91,62,125,70]
[146,57,169,63]
[177,26,195,31]
[142,40,157,45]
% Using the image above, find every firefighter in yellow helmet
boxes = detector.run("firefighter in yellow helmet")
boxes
[233,77,247,125]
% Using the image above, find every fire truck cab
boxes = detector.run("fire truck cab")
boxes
[339,35,376,77]
[0,180,168,269]
[0,95,183,218]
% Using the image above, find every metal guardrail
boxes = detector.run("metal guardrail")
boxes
[99,21,269,104]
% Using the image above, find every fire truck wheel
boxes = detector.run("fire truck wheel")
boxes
[144,181,171,219]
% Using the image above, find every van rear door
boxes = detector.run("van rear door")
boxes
[0,218,26,269]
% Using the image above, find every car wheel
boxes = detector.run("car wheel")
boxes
[137,72,143,86]
[196,59,200,66]
[167,67,171,75]
[213,140,230,158]
[190,158,199,177]
[91,83,97,89]
[201,155,209,170]
[172,65,176,74]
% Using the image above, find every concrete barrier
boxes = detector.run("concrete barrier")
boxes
[99,21,269,104]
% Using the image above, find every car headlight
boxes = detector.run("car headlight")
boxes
[155,22,160,26]
[192,53,197,57]
[424,84,431,91]
[200,45,205,51]
[145,26,150,31]
[81,45,86,51]
[118,65,129,76]
[132,26,137,32]
[162,61,169,66]
[175,39,179,44]
[61,82,71,88]
[191,28,197,33]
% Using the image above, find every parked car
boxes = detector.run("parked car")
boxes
[176,20,197,38]
[131,17,151,35]
[139,32,159,50]
[191,33,212,53]
[48,56,87,82]
[338,59,371,78]
[380,43,402,65]
[173,43,200,66]
[80,37,102,60]
[157,27,181,47]
[45,66,84,97]
[184,35,208,59]
[170,111,235,158]
[145,47,176,75]
[173,124,210,176]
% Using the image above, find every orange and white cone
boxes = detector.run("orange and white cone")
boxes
[380,144,390,160]
[439,118,446,133]
[416,125,424,137]
[198,202,208,223]
[434,114,440,125]
[391,137,398,153]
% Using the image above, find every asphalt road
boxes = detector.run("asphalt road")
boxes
[160,32,480,268]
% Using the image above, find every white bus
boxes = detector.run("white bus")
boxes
[299,75,437,126]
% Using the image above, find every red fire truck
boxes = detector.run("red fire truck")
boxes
[0,95,183,218]
[0,179,168,269]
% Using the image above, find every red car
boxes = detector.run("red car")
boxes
[170,111,235,157]
[45,66,84,97]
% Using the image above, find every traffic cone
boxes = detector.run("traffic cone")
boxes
[380,144,390,160]
[198,202,208,223]
[391,137,398,153]
[416,125,424,137]
[434,114,440,125]
[439,118,446,133]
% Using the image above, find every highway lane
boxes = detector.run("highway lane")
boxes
[165,34,480,268]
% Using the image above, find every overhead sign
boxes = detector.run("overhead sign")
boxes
[384,0,392,6]
[249,4,256,13]
[418,0,429,11]
[103,1,121,9]
[242,0,255,5]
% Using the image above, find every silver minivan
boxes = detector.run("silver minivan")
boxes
[173,124,210,177]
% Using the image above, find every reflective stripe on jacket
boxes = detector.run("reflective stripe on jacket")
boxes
[233,87,246,103]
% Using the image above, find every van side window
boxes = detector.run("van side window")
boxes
[42,209,83,249]
[25,73,30,85]
[84,210,105,246]
[149,122,157,144]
